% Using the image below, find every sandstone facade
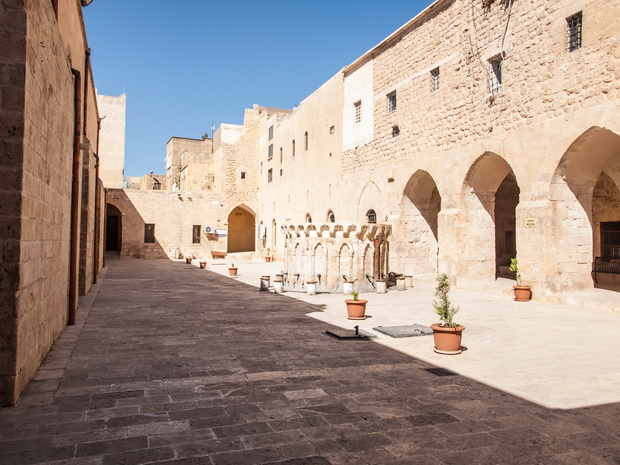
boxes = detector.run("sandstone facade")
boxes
[96,92,125,188]
[0,0,104,406]
[112,0,619,297]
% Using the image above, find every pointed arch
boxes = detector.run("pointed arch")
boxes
[227,204,256,253]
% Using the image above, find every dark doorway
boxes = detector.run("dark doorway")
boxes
[106,204,122,252]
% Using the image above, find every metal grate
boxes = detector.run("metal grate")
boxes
[567,12,582,52]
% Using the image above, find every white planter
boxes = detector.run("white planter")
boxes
[376,279,387,294]
[343,281,354,295]
[396,277,406,291]
[306,281,317,295]
[260,275,271,291]
[273,279,283,294]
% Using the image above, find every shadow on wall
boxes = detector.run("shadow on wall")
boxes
[105,189,167,259]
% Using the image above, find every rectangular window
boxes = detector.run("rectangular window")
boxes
[279,147,283,163]
[152,181,161,190]
[566,12,582,52]
[489,55,503,95]
[304,132,309,150]
[192,225,201,244]
[430,68,440,92]
[280,168,283,177]
[292,140,296,157]
[268,144,273,160]
[601,222,620,258]
[241,171,246,180]
[354,101,362,123]
[387,91,397,112]
[144,224,155,243]
[268,125,274,140]
[330,125,335,134]
[268,168,273,183]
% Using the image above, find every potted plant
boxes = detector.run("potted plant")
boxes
[228,263,238,276]
[345,291,367,320]
[510,257,531,301]
[199,260,207,269]
[430,274,465,355]
[265,248,272,262]
[185,255,193,264]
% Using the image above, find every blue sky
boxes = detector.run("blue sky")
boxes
[84,1,431,177]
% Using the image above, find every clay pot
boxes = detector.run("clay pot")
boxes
[199,261,207,269]
[265,257,272,262]
[229,267,238,276]
[513,285,532,302]
[345,299,368,320]
[185,258,193,264]
[431,323,465,355]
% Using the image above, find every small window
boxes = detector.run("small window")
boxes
[601,222,620,258]
[279,147,283,163]
[330,125,335,134]
[366,209,377,224]
[240,172,246,180]
[392,125,400,138]
[280,168,283,177]
[566,12,582,52]
[152,181,161,190]
[489,55,503,95]
[327,210,335,223]
[387,91,396,113]
[268,144,273,160]
[144,224,155,243]
[292,139,296,157]
[268,168,273,183]
[430,68,440,92]
[192,225,201,244]
[268,125,274,140]
[354,101,362,123]
[304,132,309,150]
[305,213,312,223]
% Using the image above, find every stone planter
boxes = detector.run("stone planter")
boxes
[404,275,413,288]
[306,281,317,295]
[376,279,387,294]
[273,279,283,294]
[260,275,271,291]
[396,277,406,291]
[343,281,354,295]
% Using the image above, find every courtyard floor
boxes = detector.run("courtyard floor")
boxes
[1,258,619,464]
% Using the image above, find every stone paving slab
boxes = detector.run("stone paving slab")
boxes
[0,259,619,464]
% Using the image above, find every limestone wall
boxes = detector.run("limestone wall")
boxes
[97,92,125,188]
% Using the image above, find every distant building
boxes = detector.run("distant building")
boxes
[96,92,126,188]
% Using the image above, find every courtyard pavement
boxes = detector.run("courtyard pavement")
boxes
[1,258,619,465]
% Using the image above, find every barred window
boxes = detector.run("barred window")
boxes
[144,224,155,243]
[292,139,296,157]
[268,168,273,183]
[387,91,396,113]
[304,132,309,150]
[566,12,582,52]
[430,67,440,92]
[268,144,273,160]
[366,209,377,224]
[489,55,503,95]
[192,225,201,244]
[268,125,274,140]
[392,125,400,138]
[354,101,362,123]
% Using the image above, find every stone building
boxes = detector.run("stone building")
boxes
[96,91,125,188]
[0,0,104,406]
[111,0,619,296]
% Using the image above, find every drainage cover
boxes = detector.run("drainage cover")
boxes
[373,324,433,338]
[325,326,376,340]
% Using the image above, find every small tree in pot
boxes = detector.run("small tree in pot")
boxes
[345,291,367,320]
[431,274,465,355]
[510,257,532,301]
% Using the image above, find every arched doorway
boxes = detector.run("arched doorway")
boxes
[399,170,441,274]
[552,127,620,289]
[461,152,519,281]
[227,205,256,253]
[105,203,122,252]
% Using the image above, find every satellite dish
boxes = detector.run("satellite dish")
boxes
[201,133,208,140]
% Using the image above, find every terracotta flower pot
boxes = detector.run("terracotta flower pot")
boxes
[228,267,238,276]
[199,261,207,269]
[513,285,532,301]
[185,258,193,264]
[431,323,465,355]
[265,257,272,262]
[345,299,368,320]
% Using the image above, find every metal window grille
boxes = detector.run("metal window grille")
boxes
[144,224,155,243]
[192,225,201,244]
[366,209,377,224]
[280,147,283,163]
[354,101,362,123]
[489,56,503,95]
[268,168,273,183]
[241,172,246,180]
[304,132,309,150]
[392,125,400,138]
[292,140,296,156]
[387,91,397,112]
[431,68,440,92]
[268,144,273,160]
[268,125,273,140]
[567,12,582,52]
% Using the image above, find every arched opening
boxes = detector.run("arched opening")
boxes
[305,213,312,223]
[314,243,327,284]
[271,219,277,249]
[357,181,381,222]
[105,203,122,252]
[461,152,519,281]
[552,127,620,289]
[339,244,353,282]
[327,210,335,223]
[399,170,441,274]
[366,209,377,224]
[227,205,256,253]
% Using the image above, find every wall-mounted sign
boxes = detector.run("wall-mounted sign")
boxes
[525,218,537,228]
